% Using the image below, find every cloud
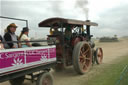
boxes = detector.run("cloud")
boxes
[1,1,55,37]
[0,0,84,35]
[91,3,128,37]
[0,0,128,38]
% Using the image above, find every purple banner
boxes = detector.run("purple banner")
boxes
[0,46,56,74]
[0,51,25,68]
[26,49,49,63]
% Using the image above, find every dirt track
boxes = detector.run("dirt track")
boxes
[0,39,128,85]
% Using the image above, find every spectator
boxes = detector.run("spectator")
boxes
[4,23,19,48]
[19,27,32,47]
[0,35,2,41]
[0,35,4,50]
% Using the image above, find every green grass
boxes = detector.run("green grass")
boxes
[81,55,128,85]
[119,67,128,85]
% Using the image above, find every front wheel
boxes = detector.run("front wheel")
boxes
[36,72,53,85]
[73,42,92,75]
[94,47,103,64]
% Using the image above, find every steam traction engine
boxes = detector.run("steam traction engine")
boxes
[39,18,103,74]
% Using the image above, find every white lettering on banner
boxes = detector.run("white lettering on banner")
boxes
[5,53,24,59]
[0,54,3,59]
[26,50,48,55]
[37,50,48,55]
[50,48,55,52]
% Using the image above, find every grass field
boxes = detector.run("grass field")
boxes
[82,55,128,85]
[119,65,128,85]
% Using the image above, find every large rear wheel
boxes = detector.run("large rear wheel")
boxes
[73,42,92,74]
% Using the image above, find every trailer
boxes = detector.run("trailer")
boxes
[0,46,56,85]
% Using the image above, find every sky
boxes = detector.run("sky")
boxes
[0,0,128,38]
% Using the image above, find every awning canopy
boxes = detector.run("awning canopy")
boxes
[38,17,98,28]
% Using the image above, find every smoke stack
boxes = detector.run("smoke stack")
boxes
[86,20,90,22]
[86,20,91,40]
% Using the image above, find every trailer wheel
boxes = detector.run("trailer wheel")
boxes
[9,76,25,85]
[36,72,53,85]
[73,42,92,74]
[94,47,103,64]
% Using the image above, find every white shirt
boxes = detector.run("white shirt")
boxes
[20,34,31,45]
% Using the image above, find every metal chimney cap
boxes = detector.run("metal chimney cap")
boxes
[86,20,90,22]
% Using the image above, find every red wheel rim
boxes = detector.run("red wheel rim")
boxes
[97,48,103,63]
[79,44,91,72]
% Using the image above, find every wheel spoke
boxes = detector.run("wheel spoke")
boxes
[81,47,84,51]
[80,50,84,57]
[83,48,89,55]
[98,50,102,57]
[79,56,84,62]
[96,48,103,64]
[81,60,86,66]
[85,58,90,60]
[80,50,88,58]
[83,63,87,70]
[79,55,83,59]
[79,56,84,60]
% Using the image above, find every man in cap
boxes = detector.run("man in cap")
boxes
[4,23,20,48]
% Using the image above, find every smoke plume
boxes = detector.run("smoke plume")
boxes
[50,1,63,16]
[75,0,89,20]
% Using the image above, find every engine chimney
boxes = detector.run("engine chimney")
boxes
[86,20,91,40]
